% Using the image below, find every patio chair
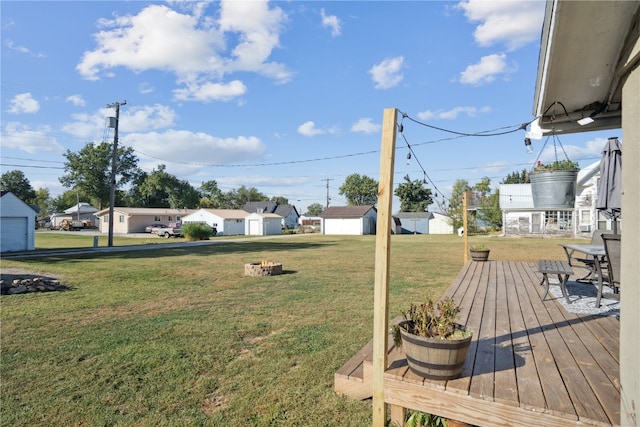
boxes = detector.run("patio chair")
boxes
[575,229,608,282]
[601,234,621,293]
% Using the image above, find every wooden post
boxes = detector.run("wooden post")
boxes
[372,108,397,426]
[463,191,468,262]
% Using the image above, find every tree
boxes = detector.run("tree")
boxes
[502,169,530,184]
[235,186,268,207]
[129,165,200,208]
[305,203,324,216]
[339,174,378,206]
[33,188,52,218]
[394,175,433,212]
[447,179,471,232]
[271,196,288,205]
[59,142,140,209]
[1,170,36,202]
[199,180,223,208]
[476,190,502,231]
[472,176,492,200]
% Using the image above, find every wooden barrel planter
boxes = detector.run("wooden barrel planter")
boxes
[530,170,578,209]
[469,249,490,262]
[398,322,472,380]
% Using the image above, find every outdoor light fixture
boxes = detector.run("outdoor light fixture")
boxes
[577,116,595,126]
[524,137,533,154]
[406,152,411,165]
[578,101,608,126]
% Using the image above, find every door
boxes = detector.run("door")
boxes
[531,213,542,233]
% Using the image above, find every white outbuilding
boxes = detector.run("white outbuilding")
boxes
[181,209,249,236]
[245,212,282,236]
[0,191,37,252]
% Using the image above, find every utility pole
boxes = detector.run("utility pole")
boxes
[321,178,333,208]
[106,100,126,247]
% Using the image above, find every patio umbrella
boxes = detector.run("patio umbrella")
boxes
[596,137,622,233]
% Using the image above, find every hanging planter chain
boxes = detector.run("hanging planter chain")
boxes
[531,130,572,171]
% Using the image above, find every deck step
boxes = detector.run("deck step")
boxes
[334,339,374,400]
[334,327,398,400]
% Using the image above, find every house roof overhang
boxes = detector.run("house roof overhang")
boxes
[533,0,640,136]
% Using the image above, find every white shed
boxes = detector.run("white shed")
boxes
[428,212,454,234]
[181,209,248,236]
[0,191,36,252]
[245,213,282,236]
[319,205,377,235]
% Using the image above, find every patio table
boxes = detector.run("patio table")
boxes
[561,243,607,307]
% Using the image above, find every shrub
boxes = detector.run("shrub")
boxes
[180,223,212,241]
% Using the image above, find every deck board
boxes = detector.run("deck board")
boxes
[334,260,620,427]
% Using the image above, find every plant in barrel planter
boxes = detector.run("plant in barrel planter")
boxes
[469,244,490,261]
[393,297,473,380]
[530,159,580,209]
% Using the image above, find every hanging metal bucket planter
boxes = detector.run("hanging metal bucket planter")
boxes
[529,132,579,209]
[530,169,578,209]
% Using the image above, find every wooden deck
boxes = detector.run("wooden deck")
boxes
[335,260,620,427]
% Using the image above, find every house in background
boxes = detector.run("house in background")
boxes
[499,161,610,237]
[299,215,322,232]
[243,201,300,229]
[319,205,377,235]
[181,209,248,236]
[244,212,282,236]
[64,202,99,223]
[0,191,37,252]
[94,207,194,234]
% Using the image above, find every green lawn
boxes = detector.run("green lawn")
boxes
[1,234,576,426]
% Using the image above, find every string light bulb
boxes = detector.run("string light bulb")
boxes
[524,138,533,154]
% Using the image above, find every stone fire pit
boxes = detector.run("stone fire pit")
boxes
[244,261,283,277]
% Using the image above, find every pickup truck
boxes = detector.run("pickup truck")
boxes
[154,223,183,238]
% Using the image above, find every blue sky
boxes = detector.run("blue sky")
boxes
[1,1,618,214]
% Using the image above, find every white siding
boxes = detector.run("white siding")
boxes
[0,193,36,252]
[323,218,362,235]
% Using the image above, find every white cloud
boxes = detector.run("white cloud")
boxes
[320,8,341,37]
[7,93,40,114]
[124,105,177,131]
[369,56,404,90]
[537,137,608,164]
[459,53,510,86]
[76,1,290,102]
[456,0,545,50]
[351,118,381,134]
[61,104,178,139]
[173,80,247,102]
[298,121,324,137]
[66,95,86,107]
[3,39,46,57]
[417,106,491,121]
[1,122,64,154]
[139,82,155,94]
[297,121,339,137]
[125,130,266,171]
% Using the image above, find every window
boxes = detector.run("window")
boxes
[545,210,573,231]
[168,216,173,221]
[597,211,608,230]
[154,216,161,222]
[580,210,590,224]
[103,215,109,223]
[119,215,125,223]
